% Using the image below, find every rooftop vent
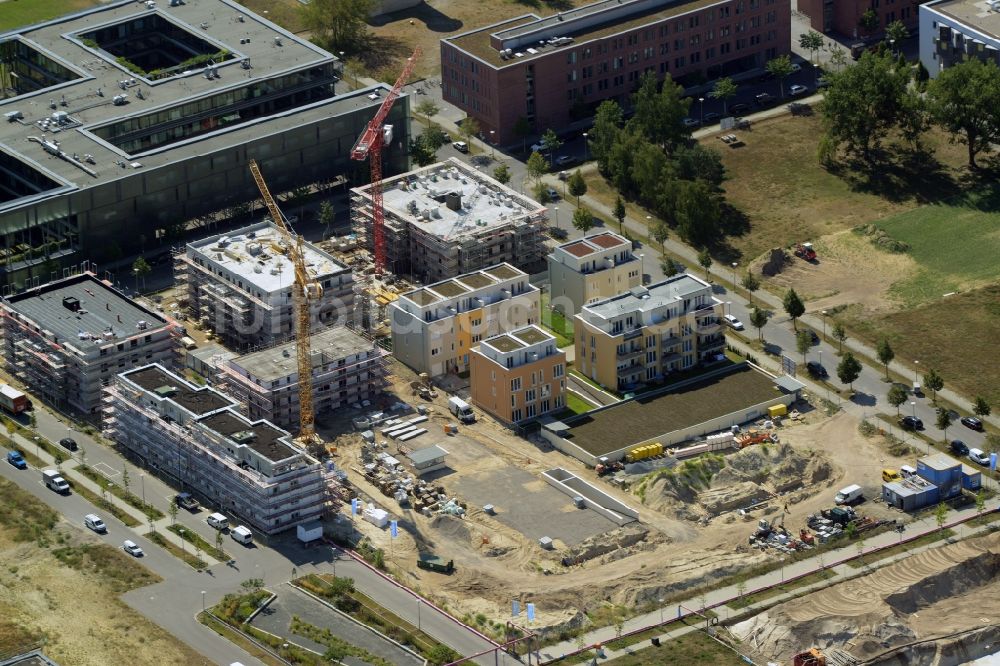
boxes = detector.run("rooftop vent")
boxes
[62,296,81,312]
[153,385,177,398]
[231,430,256,444]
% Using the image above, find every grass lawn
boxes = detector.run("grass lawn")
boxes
[147,529,208,569]
[728,568,836,609]
[604,630,749,666]
[540,291,574,347]
[564,392,596,415]
[0,0,100,32]
[167,523,229,561]
[65,477,141,528]
[848,528,955,569]
[235,0,307,33]
[76,464,164,520]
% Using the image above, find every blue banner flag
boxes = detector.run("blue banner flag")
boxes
[512,600,520,617]
[390,520,398,538]
[351,498,359,515]
[526,603,535,622]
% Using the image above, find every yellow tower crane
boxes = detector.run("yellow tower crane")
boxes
[248,159,322,447]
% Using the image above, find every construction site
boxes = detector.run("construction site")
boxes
[350,158,549,284]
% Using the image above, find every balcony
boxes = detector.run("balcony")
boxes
[616,363,642,378]
[699,335,725,350]
[622,327,643,341]
[616,346,644,361]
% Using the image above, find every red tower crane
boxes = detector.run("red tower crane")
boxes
[350,47,421,276]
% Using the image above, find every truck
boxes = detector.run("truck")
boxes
[417,553,455,574]
[175,493,199,511]
[834,484,863,505]
[0,384,29,415]
[448,396,475,424]
[794,242,817,262]
[42,469,70,494]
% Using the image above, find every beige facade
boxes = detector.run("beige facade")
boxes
[470,325,566,425]
[574,275,724,391]
[389,263,540,377]
[547,232,641,315]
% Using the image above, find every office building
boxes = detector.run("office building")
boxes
[0,272,177,413]
[547,231,641,315]
[799,0,917,40]
[175,221,355,350]
[0,0,408,291]
[104,364,335,535]
[440,0,791,144]
[389,263,540,377]
[470,325,566,425]
[351,158,548,282]
[920,0,1000,77]
[573,274,723,391]
[219,325,387,431]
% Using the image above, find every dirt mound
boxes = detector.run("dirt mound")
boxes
[430,515,471,544]
[885,552,1000,615]
[699,482,771,515]
[561,525,650,566]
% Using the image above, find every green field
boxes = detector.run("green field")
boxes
[600,631,749,665]
[0,0,101,32]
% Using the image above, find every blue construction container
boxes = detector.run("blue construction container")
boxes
[961,464,982,491]
[882,479,939,512]
[917,453,962,499]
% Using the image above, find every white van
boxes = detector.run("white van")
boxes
[84,514,107,533]
[835,484,863,505]
[206,513,229,530]
[230,525,253,546]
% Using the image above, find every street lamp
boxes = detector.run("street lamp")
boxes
[731,262,738,289]
[201,590,206,613]
[659,598,665,625]
[726,301,731,316]
[638,253,645,284]
[489,130,495,159]
[821,310,828,341]
[140,473,145,506]
[553,206,559,230]
[582,132,589,161]
[417,598,422,631]
[699,97,705,123]
[911,401,916,418]
[914,360,920,385]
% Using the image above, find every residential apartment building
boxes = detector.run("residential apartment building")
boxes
[219,326,387,432]
[103,364,334,535]
[800,0,918,39]
[919,0,1000,77]
[470,325,566,425]
[574,275,723,391]
[175,222,355,351]
[0,273,177,414]
[440,0,791,144]
[547,231,641,315]
[389,263,540,377]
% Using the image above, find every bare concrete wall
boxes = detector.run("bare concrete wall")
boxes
[543,467,638,526]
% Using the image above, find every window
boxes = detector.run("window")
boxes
[511,377,522,391]
[525,389,536,402]
[553,363,564,378]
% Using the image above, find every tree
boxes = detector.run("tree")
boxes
[884,20,909,48]
[572,207,595,234]
[651,222,669,252]
[215,528,224,553]
[409,136,437,166]
[414,99,440,125]
[750,306,768,342]
[526,151,547,184]
[697,248,713,277]
[936,407,953,441]
[492,163,511,185]
[977,489,987,517]
[427,644,460,666]
[858,8,879,37]
[974,396,992,419]
[630,71,691,150]
[923,368,944,403]
[661,258,680,277]
[876,338,895,380]
[798,32,825,64]
[301,0,373,52]
[927,58,1000,169]
[765,55,795,99]
[887,384,908,416]
[590,101,624,173]
[832,322,847,353]
[935,502,948,532]
[513,116,531,153]
[132,256,150,293]
[709,77,738,115]
[459,115,480,151]
[422,124,446,150]
[613,195,627,233]
[796,330,811,364]
[318,201,335,239]
[837,352,862,390]
[121,467,131,499]
[821,51,912,164]
[830,43,848,71]
[988,434,1000,455]
[540,128,562,163]
[741,272,760,305]
[782,288,805,330]
[674,180,721,245]
[567,169,587,205]
[241,578,264,592]
[168,501,178,526]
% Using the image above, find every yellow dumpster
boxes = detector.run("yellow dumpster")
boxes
[768,404,788,418]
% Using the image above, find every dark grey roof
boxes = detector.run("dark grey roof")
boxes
[123,365,234,415]
[197,410,298,462]
[408,445,448,466]
[774,374,806,393]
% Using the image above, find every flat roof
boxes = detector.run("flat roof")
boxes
[231,325,372,382]
[197,410,297,462]
[3,273,169,350]
[0,0,393,207]
[562,241,595,258]
[187,221,349,294]
[398,263,527,306]
[932,0,1000,41]
[408,444,448,466]
[512,325,551,345]
[123,365,234,415]
[587,232,629,250]
[486,334,524,352]
[356,158,545,241]
[564,365,781,456]
[584,273,711,319]
[919,453,962,472]
[556,232,631,259]
[774,375,806,393]
[484,264,521,280]
[446,0,722,67]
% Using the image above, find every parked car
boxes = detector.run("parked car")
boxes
[59,437,78,452]
[789,84,809,96]
[729,103,750,115]
[961,416,984,431]
[816,76,831,89]
[6,450,26,469]
[682,117,701,128]
[969,448,990,466]
[122,540,144,557]
[755,92,774,106]
[703,112,721,124]
[543,187,559,201]
[790,63,802,73]
[175,493,199,511]
[723,314,744,330]
[899,415,924,430]
[554,155,574,167]
[451,141,468,153]
[806,362,828,379]
[950,440,970,456]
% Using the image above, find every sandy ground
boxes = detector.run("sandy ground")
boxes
[0,526,212,665]
[322,362,914,631]
[733,533,1000,664]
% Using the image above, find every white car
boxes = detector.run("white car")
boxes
[682,117,701,128]
[969,448,990,466]
[451,141,468,153]
[789,84,809,96]
[723,314,745,331]
[790,63,802,73]
[122,540,144,557]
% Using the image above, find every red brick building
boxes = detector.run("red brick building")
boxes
[440,0,791,145]
[798,0,918,40]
